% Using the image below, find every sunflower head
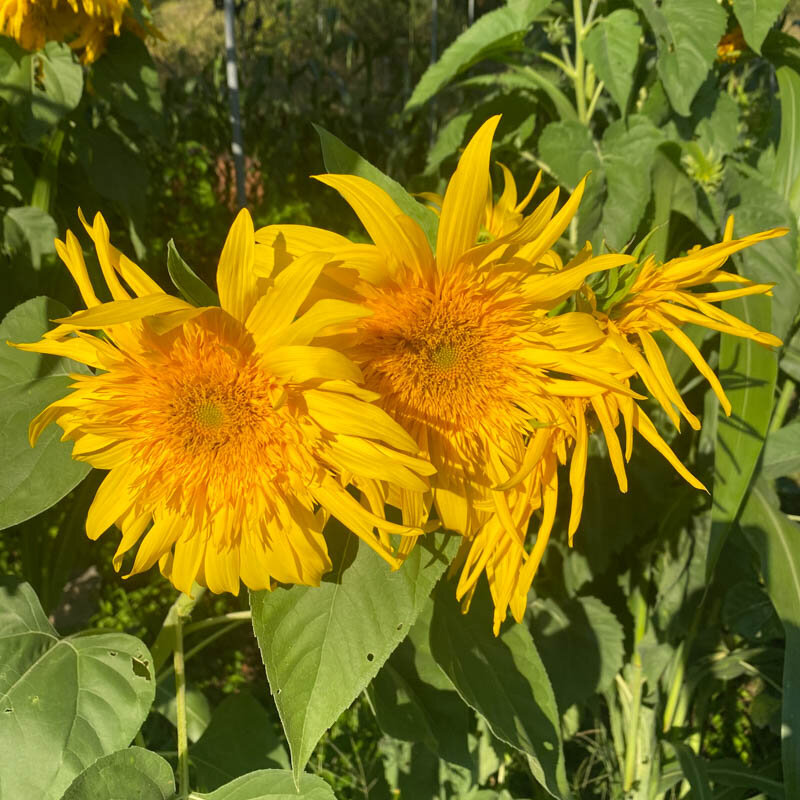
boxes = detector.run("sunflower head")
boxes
[11,208,433,594]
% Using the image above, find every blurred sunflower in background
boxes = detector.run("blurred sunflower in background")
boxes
[10,208,433,595]
[0,0,152,62]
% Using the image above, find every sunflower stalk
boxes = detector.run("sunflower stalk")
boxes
[174,596,190,799]
[572,0,588,124]
[623,588,648,792]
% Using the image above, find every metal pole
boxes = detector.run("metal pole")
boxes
[429,0,437,144]
[468,0,474,24]
[223,0,247,210]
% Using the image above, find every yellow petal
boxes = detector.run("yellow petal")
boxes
[261,345,362,384]
[216,208,259,322]
[568,400,588,539]
[86,467,135,540]
[56,231,100,308]
[54,294,195,329]
[168,531,207,594]
[273,299,372,347]
[202,542,241,595]
[127,515,183,578]
[313,173,433,278]
[10,336,104,368]
[303,388,418,452]
[245,251,329,345]
[590,394,628,492]
[437,115,500,274]
[79,210,130,301]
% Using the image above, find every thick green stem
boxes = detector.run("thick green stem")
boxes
[573,0,587,123]
[174,603,190,798]
[623,590,648,792]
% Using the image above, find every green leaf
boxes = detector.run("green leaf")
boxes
[529,595,625,711]
[250,527,458,781]
[772,66,800,218]
[708,294,777,579]
[167,239,219,307]
[763,422,800,479]
[90,32,164,138]
[0,42,83,138]
[154,679,211,743]
[706,758,784,797]
[314,124,439,251]
[2,205,57,268]
[0,297,92,530]
[426,111,472,174]
[404,0,552,112]
[429,582,570,799]
[669,742,713,799]
[582,10,641,114]
[194,770,336,799]
[369,599,472,766]
[0,579,156,800]
[733,0,787,54]
[600,116,664,249]
[739,480,800,800]
[538,120,601,189]
[655,0,726,116]
[505,65,578,122]
[61,748,175,800]
[192,692,290,792]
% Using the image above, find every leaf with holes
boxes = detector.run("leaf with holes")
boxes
[250,525,458,781]
[0,579,155,800]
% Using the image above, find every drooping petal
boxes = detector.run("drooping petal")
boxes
[216,208,259,322]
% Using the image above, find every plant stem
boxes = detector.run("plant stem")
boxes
[183,610,251,635]
[623,589,647,793]
[174,602,190,799]
[770,377,795,433]
[573,0,587,124]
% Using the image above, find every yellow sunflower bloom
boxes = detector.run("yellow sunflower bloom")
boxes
[0,0,150,63]
[10,209,433,595]
[597,216,786,430]
[252,116,712,632]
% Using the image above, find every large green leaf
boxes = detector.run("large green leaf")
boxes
[0,42,83,139]
[250,527,457,781]
[763,422,800,479]
[582,10,641,114]
[404,0,552,112]
[0,579,155,799]
[192,692,289,792]
[0,297,92,530]
[669,742,713,799]
[655,0,726,116]
[61,748,175,800]
[529,595,624,711]
[771,66,800,218]
[90,31,164,138]
[733,0,788,54]
[707,294,777,579]
[154,679,211,743]
[2,206,58,269]
[369,599,472,767]
[600,116,664,249]
[739,480,800,800]
[315,124,439,251]
[429,582,570,799]
[194,770,335,799]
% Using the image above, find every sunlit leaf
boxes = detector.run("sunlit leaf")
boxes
[404,0,553,113]
[655,0,726,116]
[61,748,174,800]
[583,10,641,114]
[250,527,457,781]
[194,769,335,799]
[0,579,155,799]
[733,0,788,54]
[167,239,219,307]
[772,66,800,218]
[708,294,777,578]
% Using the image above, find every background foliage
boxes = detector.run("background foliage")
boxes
[2,0,800,798]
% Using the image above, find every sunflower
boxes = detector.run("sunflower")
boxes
[596,215,785,431]
[0,0,150,63]
[253,116,714,631]
[10,209,433,595]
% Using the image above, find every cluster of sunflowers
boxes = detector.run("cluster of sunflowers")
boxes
[13,118,785,633]
[0,0,149,63]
